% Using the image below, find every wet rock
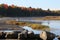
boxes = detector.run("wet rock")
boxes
[5,32,18,39]
[0,32,6,39]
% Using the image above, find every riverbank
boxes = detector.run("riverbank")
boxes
[34,16,60,20]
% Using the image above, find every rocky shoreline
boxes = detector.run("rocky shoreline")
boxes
[0,30,59,40]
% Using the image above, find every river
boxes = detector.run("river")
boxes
[22,20,60,40]
[19,17,60,40]
[1,17,60,40]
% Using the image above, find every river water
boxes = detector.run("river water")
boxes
[22,20,60,34]
[22,20,60,40]
[1,17,60,40]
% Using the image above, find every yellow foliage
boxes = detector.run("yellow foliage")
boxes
[5,20,49,30]
[28,24,49,30]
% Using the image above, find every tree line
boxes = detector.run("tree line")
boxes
[0,4,60,17]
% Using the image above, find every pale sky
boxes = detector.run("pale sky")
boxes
[0,0,60,10]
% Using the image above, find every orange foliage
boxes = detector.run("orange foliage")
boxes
[3,4,8,9]
[21,7,27,10]
[11,4,15,8]
[28,8,33,11]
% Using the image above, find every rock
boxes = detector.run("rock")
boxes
[5,32,18,39]
[40,31,56,40]
[0,32,6,39]
[57,36,60,40]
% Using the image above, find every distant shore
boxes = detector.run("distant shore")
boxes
[1,16,60,20]
[33,16,60,20]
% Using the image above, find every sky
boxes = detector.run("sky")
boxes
[0,0,60,10]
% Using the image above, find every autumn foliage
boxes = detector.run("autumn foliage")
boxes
[0,4,60,17]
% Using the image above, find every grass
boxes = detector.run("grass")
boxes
[5,20,50,30]
[27,23,50,30]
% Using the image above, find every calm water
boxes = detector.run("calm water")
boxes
[22,20,60,35]
[1,17,60,40]
[41,20,60,35]
[22,20,60,40]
